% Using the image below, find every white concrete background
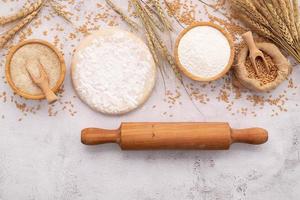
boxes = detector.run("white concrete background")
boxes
[0,1,300,199]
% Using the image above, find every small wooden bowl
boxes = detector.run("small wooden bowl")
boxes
[5,39,66,100]
[174,22,235,82]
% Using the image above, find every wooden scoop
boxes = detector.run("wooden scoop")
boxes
[81,122,268,150]
[242,31,270,77]
[26,59,58,104]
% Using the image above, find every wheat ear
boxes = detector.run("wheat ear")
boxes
[254,1,293,45]
[0,0,43,26]
[277,0,298,41]
[265,2,294,45]
[132,0,159,63]
[105,0,139,30]
[231,0,270,27]
[238,13,273,39]
[0,8,41,48]
[142,3,165,31]
[151,0,172,31]
[145,31,159,64]
[293,0,299,22]
[284,0,299,42]
[141,0,167,26]
[50,0,73,24]
[135,0,170,65]
[132,0,181,79]
[276,0,291,27]
[283,0,293,22]
[292,0,300,35]
[230,0,300,63]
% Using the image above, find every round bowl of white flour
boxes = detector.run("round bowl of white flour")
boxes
[175,22,234,81]
[71,29,156,115]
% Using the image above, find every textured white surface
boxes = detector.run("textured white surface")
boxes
[178,26,231,78]
[72,29,156,114]
[0,1,300,200]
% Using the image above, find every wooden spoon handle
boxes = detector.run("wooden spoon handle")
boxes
[242,31,258,52]
[231,128,268,145]
[38,81,58,104]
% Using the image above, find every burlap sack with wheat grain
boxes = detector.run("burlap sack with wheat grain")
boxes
[234,43,292,92]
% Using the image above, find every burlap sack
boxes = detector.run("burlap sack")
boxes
[234,43,291,92]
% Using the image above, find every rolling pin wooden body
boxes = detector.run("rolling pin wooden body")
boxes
[81,122,268,150]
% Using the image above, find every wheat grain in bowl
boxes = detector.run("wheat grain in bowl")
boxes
[5,39,66,100]
[175,22,235,81]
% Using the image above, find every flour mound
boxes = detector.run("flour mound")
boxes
[72,29,156,114]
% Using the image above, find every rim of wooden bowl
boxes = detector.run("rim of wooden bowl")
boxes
[5,39,66,100]
[174,21,235,82]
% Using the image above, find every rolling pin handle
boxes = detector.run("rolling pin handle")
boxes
[230,128,268,145]
[81,128,120,145]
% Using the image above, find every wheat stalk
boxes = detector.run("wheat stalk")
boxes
[245,1,292,41]
[0,0,43,26]
[151,0,172,31]
[132,0,159,62]
[277,0,291,27]
[254,1,279,28]
[230,0,300,63]
[109,0,201,110]
[238,13,273,39]
[142,3,165,31]
[145,31,159,64]
[0,8,41,48]
[283,0,293,23]
[293,0,299,20]
[265,2,294,45]
[130,0,181,79]
[105,0,139,30]
[132,1,161,56]
[292,0,300,35]
[231,0,270,27]
[134,1,163,54]
[278,0,299,41]
[141,0,167,25]
[50,0,73,24]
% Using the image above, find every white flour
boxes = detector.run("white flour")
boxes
[72,30,156,114]
[178,26,231,78]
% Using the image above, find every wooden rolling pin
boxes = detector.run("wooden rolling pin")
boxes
[81,122,268,150]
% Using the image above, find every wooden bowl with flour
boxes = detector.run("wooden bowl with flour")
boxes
[174,22,235,82]
[5,39,66,100]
